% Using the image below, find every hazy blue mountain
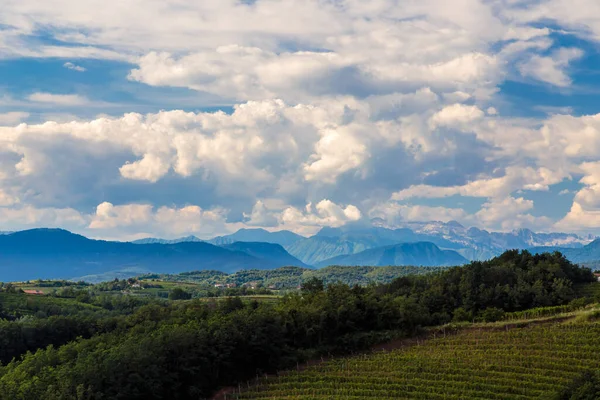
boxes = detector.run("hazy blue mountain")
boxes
[222,242,310,268]
[315,242,468,268]
[0,229,305,282]
[209,228,304,247]
[287,226,462,265]
[402,222,591,260]
[285,236,396,266]
[131,235,203,245]
[529,239,600,266]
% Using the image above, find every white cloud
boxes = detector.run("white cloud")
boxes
[486,107,498,116]
[280,199,362,234]
[119,154,171,183]
[429,103,485,129]
[1,0,600,238]
[0,205,87,231]
[474,196,540,230]
[303,126,369,183]
[368,202,468,226]
[555,201,600,232]
[0,112,29,125]
[369,196,553,232]
[244,200,280,227]
[63,62,86,72]
[27,93,90,106]
[88,201,235,239]
[393,166,567,200]
[518,48,584,87]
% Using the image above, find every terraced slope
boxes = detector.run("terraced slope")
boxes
[233,317,600,399]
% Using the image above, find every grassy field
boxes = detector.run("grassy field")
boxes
[230,308,600,399]
[0,292,105,315]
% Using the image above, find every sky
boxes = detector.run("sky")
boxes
[1,0,600,240]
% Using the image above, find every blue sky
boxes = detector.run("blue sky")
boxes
[1,0,600,240]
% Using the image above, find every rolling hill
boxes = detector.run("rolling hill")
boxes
[315,242,468,268]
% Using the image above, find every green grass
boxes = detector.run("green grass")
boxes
[232,309,600,399]
[0,292,104,316]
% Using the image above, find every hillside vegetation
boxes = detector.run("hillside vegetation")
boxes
[0,250,596,399]
[235,314,600,399]
[143,265,444,290]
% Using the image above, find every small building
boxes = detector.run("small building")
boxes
[243,281,260,290]
[23,290,44,295]
[594,273,600,282]
[214,283,225,288]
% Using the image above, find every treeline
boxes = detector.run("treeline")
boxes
[144,264,443,290]
[0,250,595,399]
[0,292,160,364]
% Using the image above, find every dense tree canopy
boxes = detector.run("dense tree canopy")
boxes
[0,250,594,399]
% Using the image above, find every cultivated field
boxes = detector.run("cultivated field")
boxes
[232,310,600,399]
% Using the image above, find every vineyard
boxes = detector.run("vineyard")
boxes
[231,311,600,399]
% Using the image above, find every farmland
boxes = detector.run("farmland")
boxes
[233,309,600,399]
[0,250,598,399]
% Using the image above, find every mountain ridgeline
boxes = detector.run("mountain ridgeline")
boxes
[0,250,594,399]
[0,222,599,282]
[0,229,307,282]
[314,242,468,268]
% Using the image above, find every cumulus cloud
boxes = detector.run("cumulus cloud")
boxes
[429,104,485,129]
[243,200,280,227]
[518,48,584,87]
[63,62,86,72]
[368,202,469,226]
[393,166,567,200]
[0,112,29,125]
[0,205,87,231]
[88,202,235,239]
[555,162,600,231]
[280,200,362,234]
[0,0,600,238]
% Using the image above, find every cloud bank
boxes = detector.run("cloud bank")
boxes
[0,0,599,238]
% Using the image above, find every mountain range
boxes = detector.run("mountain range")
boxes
[132,228,304,247]
[1,221,598,282]
[0,229,307,282]
[314,242,468,268]
[284,222,594,266]
[529,239,600,266]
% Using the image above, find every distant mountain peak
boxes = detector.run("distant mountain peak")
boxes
[131,235,202,245]
[208,228,304,247]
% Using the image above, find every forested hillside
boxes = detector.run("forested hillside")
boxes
[0,250,595,399]
[143,265,443,290]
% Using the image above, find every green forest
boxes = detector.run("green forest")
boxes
[0,250,597,399]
